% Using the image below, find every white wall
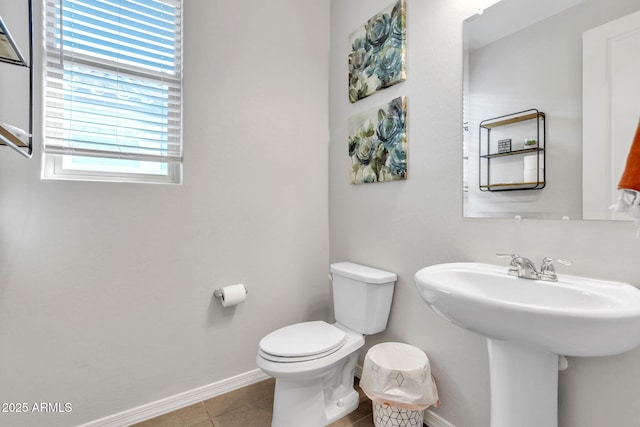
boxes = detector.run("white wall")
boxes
[0,1,330,426]
[330,1,640,426]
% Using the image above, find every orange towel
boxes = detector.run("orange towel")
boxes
[618,118,640,192]
[611,118,640,236]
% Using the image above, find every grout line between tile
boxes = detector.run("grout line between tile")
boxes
[200,401,216,427]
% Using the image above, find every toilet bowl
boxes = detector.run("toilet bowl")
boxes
[256,262,397,427]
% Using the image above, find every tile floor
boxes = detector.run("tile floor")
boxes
[131,378,429,427]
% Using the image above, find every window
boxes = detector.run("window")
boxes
[42,0,183,184]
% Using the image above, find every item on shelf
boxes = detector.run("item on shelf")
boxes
[498,138,512,154]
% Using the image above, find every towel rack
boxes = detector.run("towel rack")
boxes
[0,0,34,159]
[0,125,31,159]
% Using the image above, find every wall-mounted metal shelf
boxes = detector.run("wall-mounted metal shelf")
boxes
[479,109,545,192]
[480,147,544,159]
[0,1,33,159]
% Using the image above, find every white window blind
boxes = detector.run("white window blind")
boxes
[43,0,183,183]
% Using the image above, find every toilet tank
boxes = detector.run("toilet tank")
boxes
[330,262,397,335]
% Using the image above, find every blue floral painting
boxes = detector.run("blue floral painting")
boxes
[349,97,407,184]
[348,0,406,103]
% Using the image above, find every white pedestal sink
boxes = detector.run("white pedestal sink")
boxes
[415,262,640,427]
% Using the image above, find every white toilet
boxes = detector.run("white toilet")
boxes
[256,262,397,427]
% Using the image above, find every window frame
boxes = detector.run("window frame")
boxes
[41,0,183,185]
[42,153,182,184]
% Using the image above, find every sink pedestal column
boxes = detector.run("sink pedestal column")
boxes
[487,339,559,427]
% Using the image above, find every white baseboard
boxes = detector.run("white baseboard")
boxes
[424,409,456,427]
[90,365,456,427]
[77,369,270,427]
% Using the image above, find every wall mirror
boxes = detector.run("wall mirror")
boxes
[463,0,640,220]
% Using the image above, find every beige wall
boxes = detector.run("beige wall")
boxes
[0,1,330,426]
[330,0,640,426]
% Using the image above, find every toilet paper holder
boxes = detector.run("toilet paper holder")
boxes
[213,286,248,299]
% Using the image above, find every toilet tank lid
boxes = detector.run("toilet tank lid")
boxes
[330,262,397,284]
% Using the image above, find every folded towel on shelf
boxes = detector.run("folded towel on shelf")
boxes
[0,122,31,147]
[611,117,640,236]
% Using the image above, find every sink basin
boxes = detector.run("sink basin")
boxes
[416,262,640,427]
[415,262,640,357]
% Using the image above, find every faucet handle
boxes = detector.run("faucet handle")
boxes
[496,254,521,276]
[541,257,572,269]
[496,253,519,262]
[540,257,572,280]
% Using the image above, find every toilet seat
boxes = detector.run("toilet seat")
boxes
[259,321,346,363]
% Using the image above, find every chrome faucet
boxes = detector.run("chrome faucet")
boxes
[497,254,572,281]
[498,254,539,279]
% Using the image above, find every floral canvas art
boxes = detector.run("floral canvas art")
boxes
[349,97,407,184]
[348,0,406,103]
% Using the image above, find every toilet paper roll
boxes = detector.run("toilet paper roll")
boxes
[524,154,544,169]
[524,168,544,182]
[220,284,247,307]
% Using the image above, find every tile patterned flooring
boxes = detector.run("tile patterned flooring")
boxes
[131,377,423,427]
